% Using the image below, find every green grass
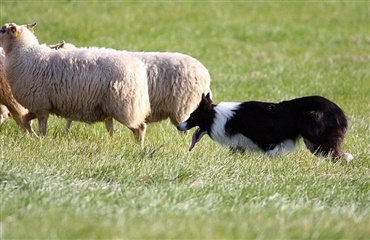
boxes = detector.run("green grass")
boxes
[1,1,369,239]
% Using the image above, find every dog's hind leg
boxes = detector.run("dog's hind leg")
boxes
[303,138,316,154]
[302,133,349,160]
[298,110,351,160]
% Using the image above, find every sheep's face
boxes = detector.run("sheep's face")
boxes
[0,23,18,43]
[0,23,37,52]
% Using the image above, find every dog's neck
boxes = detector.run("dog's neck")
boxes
[209,102,239,137]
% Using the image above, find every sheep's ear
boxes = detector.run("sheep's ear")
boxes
[10,25,18,37]
[26,23,37,33]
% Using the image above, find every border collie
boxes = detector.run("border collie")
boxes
[177,93,353,161]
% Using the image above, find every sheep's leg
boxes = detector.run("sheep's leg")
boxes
[22,112,37,136]
[104,118,114,136]
[130,122,146,148]
[13,116,27,133]
[4,103,28,133]
[65,119,72,132]
[37,114,49,136]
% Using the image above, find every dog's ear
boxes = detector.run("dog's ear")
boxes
[199,93,207,107]
[201,93,207,104]
[203,92,213,105]
[205,93,211,101]
[201,92,213,110]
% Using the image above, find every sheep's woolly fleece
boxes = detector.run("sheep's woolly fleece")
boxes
[0,23,151,146]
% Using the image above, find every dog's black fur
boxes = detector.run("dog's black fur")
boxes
[177,93,352,160]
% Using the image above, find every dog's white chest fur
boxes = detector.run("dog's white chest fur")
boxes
[210,102,262,152]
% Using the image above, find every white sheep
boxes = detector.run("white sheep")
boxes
[1,40,87,133]
[0,40,90,132]
[0,23,151,146]
[57,42,212,132]
[0,47,31,132]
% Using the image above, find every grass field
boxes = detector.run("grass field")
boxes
[1,1,369,239]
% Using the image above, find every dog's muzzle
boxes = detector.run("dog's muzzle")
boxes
[177,122,188,131]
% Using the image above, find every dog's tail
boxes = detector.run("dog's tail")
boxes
[342,152,354,162]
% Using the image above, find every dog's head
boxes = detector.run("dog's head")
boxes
[177,93,214,151]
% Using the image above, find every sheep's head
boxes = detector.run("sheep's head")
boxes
[0,23,39,53]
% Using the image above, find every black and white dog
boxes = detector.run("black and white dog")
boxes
[177,93,353,161]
